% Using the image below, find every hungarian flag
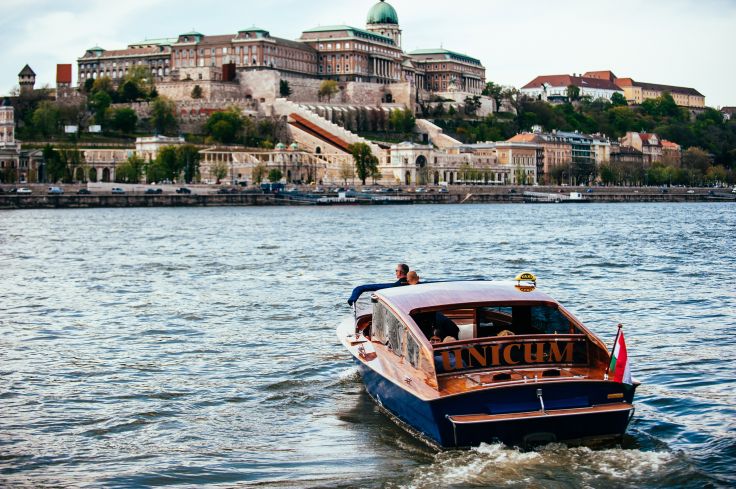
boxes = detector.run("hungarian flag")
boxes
[609,329,632,384]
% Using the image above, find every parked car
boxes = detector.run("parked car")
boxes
[686,190,695,194]
[732,187,736,194]
[17,187,32,194]
[77,188,92,195]
[415,187,426,193]
[145,188,163,194]
[176,187,192,194]
[439,188,448,193]
[111,187,125,194]
[47,186,64,195]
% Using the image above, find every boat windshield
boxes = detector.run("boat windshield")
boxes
[411,303,579,342]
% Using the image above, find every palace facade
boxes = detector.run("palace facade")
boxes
[76,1,486,96]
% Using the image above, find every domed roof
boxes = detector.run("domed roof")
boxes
[367,0,398,25]
[276,142,286,150]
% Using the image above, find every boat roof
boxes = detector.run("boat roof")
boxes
[375,281,558,314]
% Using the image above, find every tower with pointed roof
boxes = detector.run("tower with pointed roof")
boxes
[366,0,401,48]
[18,65,36,94]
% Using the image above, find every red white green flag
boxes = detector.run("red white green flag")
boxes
[609,329,632,384]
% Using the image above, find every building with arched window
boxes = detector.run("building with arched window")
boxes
[75,1,486,97]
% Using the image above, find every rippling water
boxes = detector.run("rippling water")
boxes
[1,203,734,488]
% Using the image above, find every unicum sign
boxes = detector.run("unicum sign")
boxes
[433,336,588,375]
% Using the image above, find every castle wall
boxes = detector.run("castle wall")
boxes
[156,80,245,102]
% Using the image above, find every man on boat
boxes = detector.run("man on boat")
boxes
[395,263,409,285]
[347,263,411,306]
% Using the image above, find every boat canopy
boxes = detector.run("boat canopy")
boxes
[375,281,558,315]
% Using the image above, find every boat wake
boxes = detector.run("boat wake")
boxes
[396,442,704,489]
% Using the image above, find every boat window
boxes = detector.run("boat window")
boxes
[406,334,420,368]
[529,305,575,334]
[477,305,576,337]
[372,302,404,354]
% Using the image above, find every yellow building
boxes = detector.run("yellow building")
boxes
[614,78,705,108]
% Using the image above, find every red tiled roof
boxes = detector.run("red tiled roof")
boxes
[661,140,680,150]
[56,64,72,84]
[583,70,617,81]
[522,75,621,91]
[508,133,542,143]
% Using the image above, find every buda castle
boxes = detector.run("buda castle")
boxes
[76,1,486,103]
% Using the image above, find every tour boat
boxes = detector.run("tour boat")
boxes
[339,275,638,448]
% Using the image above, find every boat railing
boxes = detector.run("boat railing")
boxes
[431,334,590,375]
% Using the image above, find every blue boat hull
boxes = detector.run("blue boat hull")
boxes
[356,359,637,448]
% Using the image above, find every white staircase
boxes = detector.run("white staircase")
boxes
[270,99,383,156]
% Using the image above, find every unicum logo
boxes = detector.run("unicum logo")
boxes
[433,338,587,374]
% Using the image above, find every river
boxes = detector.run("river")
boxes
[1,203,734,488]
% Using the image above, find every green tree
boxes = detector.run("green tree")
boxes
[464,96,482,116]
[279,79,292,97]
[111,107,138,134]
[150,96,178,135]
[211,160,229,184]
[388,108,416,134]
[43,145,65,182]
[32,101,60,138]
[268,169,283,182]
[178,145,201,183]
[205,109,243,144]
[158,145,185,181]
[191,85,203,99]
[318,80,339,103]
[350,142,378,185]
[92,76,115,96]
[339,160,354,185]
[252,163,267,184]
[682,147,711,173]
[119,65,154,101]
[119,80,144,103]
[116,154,145,183]
[482,82,503,112]
[610,92,628,107]
[567,85,581,102]
[145,158,168,183]
[89,91,112,126]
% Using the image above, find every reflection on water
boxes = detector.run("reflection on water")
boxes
[0,203,734,488]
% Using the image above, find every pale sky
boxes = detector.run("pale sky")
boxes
[1,0,734,107]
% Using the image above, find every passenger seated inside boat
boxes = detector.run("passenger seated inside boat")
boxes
[413,311,459,343]
[411,303,579,344]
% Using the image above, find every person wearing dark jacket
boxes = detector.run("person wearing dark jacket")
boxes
[394,263,409,285]
[347,263,411,306]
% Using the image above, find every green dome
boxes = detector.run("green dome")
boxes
[367,0,399,25]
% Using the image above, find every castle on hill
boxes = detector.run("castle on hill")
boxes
[75,1,487,106]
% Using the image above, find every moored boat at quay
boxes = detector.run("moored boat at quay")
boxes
[339,275,638,448]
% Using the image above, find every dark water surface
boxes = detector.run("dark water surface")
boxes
[1,203,734,488]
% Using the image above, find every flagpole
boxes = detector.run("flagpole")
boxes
[605,323,624,380]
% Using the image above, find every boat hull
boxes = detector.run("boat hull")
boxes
[356,359,637,448]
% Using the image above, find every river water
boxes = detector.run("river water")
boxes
[1,203,734,488]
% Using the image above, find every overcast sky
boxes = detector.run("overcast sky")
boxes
[1,0,734,106]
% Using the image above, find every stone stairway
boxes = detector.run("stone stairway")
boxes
[270,99,383,156]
